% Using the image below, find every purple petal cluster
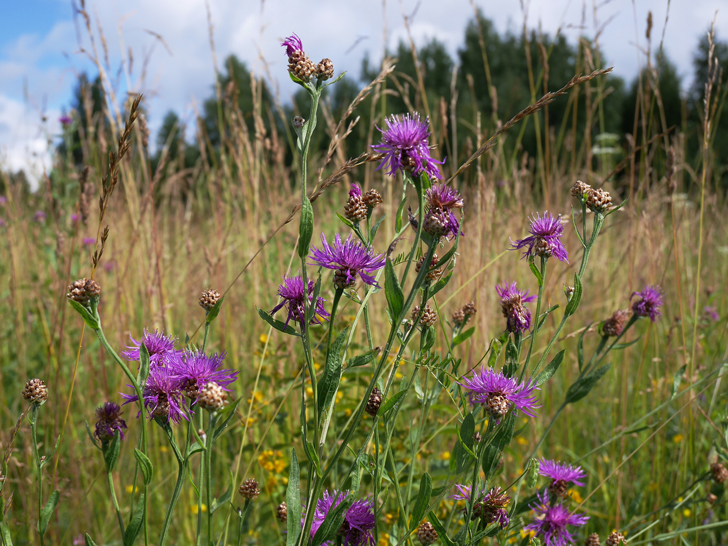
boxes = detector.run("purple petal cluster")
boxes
[525,490,589,546]
[539,459,587,486]
[281,34,303,57]
[704,306,719,322]
[371,113,444,179]
[94,401,127,442]
[309,234,386,289]
[631,285,663,322]
[169,350,238,398]
[271,274,330,330]
[122,367,189,424]
[511,212,568,263]
[451,484,511,529]
[423,184,464,240]
[121,329,181,369]
[459,368,539,419]
[307,490,375,546]
[497,281,537,333]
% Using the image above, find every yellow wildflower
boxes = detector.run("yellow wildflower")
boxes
[441,451,451,461]
[683,508,691,517]
[125,485,139,494]
[191,503,207,514]
[259,333,268,344]
[673,434,684,444]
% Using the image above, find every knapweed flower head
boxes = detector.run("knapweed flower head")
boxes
[271,274,329,330]
[309,234,386,290]
[704,306,720,322]
[423,184,463,240]
[83,237,96,246]
[170,350,238,400]
[307,490,375,546]
[497,281,537,333]
[459,368,539,419]
[121,329,180,369]
[451,484,511,528]
[511,212,568,263]
[122,367,188,424]
[372,113,444,179]
[59,115,73,126]
[34,210,47,222]
[602,309,629,337]
[630,285,663,322]
[281,33,303,57]
[94,401,127,442]
[525,490,589,546]
[344,184,367,222]
[539,458,586,498]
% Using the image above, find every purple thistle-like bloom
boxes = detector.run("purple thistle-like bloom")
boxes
[525,491,589,546]
[539,459,587,492]
[121,329,180,369]
[309,234,386,289]
[423,184,464,240]
[451,484,511,529]
[371,113,444,179]
[705,306,720,322]
[497,281,537,333]
[459,368,540,419]
[169,350,238,397]
[34,210,47,222]
[122,367,189,424]
[307,490,375,546]
[60,115,73,126]
[94,401,127,442]
[83,237,96,246]
[631,285,663,322]
[349,183,362,198]
[511,212,568,263]
[282,34,303,57]
[271,274,330,330]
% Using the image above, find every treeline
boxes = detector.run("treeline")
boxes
[52,10,728,196]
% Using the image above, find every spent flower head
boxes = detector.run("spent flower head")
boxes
[497,281,537,333]
[372,113,444,179]
[309,234,386,289]
[459,368,539,419]
[525,490,589,546]
[511,212,568,263]
[271,274,329,330]
[94,401,128,442]
[631,285,663,322]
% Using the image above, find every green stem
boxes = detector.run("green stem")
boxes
[398,176,425,291]
[205,413,218,544]
[522,257,547,377]
[202,321,211,353]
[159,422,191,546]
[30,407,43,546]
[108,471,125,537]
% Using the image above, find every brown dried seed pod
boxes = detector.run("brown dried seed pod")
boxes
[199,289,221,311]
[416,521,438,545]
[316,58,334,80]
[23,378,48,405]
[239,478,260,500]
[276,501,288,522]
[362,189,383,209]
[365,387,383,417]
[584,533,601,546]
[415,253,440,283]
[412,304,438,327]
[586,188,612,213]
[485,394,509,419]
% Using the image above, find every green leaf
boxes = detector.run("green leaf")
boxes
[456,413,476,472]
[257,308,299,336]
[346,349,379,369]
[605,197,628,216]
[370,214,386,241]
[103,429,122,473]
[286,449,301,546]
[336,212,356,231]
[577,323,590,372]
[384,257,404,321]
[429,270,453,298]
[379,389,408,418]
[305,276,323,325]
[134,449,153,485]
[323,70,347,88]
[213,397,243,440]
[84,534,97,546]
[205,295,225,324]
[38,490,60,536]
[426,512,456,546]
[318,327,349,417]
[311,494,352,546]
[68,299,100,329]
[186,442,205,459]
[672,364,688,399]
[409,473,432,531]
[137,342,150,386]
[298,196,314,259]
[564,273,583,317]
[536,305,559,331]
[612,336,642,350]
[303,440,321,475]
[211,482,233,514]
[529,257,543,287]
[123,493,145,546]
[395,195,407,232]
[452,327,475,347]
[481,411,516,478]
[535,350,565,387]
[565,364,611,404]
[626,491,643,524]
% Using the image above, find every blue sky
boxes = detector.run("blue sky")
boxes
[1,0,726,186]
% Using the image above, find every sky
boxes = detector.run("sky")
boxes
[1,0,726,188]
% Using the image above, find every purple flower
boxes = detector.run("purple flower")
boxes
[704,306,719,322]
[0,196,6,205]
[121,329,180,369]
[459,368,539,419]
[271,274,330,330]
[309,234,386,289]
[497,281,537,333]
[104,261,116,273]
[423,184,463,240]
[71,213,79,223]
[308,490,375,546]
[511,212,568,263]
[631,285,663,322]
[83,237,96,246]
[451,484,511,528]
[539,459,586,486]
[282,34,303,57]
[371,113,444,179]
[525,491,589,546]
[94,401,127,442]
[34,210,47,222]
[169,350,238,399]
[60,115,73,126]
[122,367,189,424]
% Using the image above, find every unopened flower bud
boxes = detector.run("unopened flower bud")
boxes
[67,278,101,307]
[416,521,438,545]
[316,58,334,80]
[365,387,383,417]
[239,478,260,500]
[276,501,288,522]
[293,115,305,129]
[199,289,221,312]
[564,285,575,301]
[23,378,48,405]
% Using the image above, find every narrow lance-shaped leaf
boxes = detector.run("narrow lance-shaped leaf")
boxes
[285,449,302,546]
